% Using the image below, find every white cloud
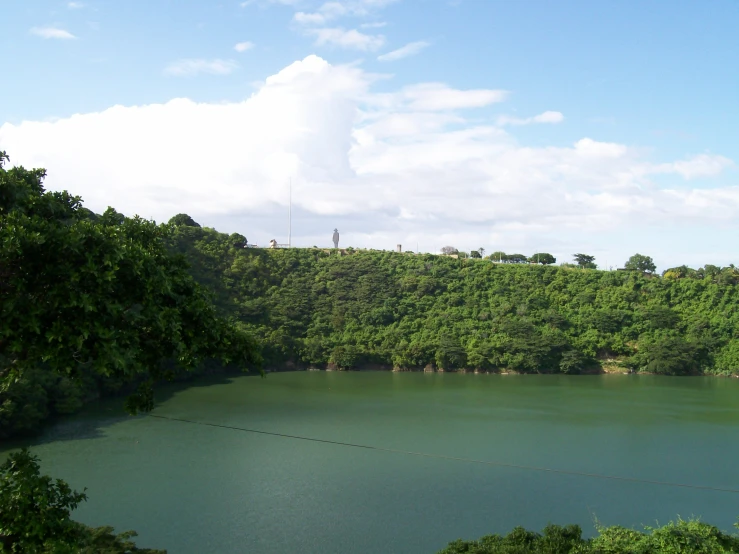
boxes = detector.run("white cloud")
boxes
[497,110,564,126]
[234,41,254,52]
[650,153,734,179]
[377,40,429,62]
[308,27,385,50]
[67,1,84,8]
[164,58,239,76]
[293,11,328,24]
[370,82,507,111]
[292,1,394,26]
[30,26,76,39]
[0,55,735,266]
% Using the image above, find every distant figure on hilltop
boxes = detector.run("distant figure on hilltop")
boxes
[332,228,339,249]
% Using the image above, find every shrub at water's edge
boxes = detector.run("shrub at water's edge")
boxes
[437,518,739,553]
[0,448,165,553]
[168,223,739,377]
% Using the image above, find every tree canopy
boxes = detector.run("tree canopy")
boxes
[0,448,165,553]
[438,518,739,554]
[625,253,657,273]
[0,152,259,437]
[168,213,201,228]
[529,253,556,265]
[573,253,596,269]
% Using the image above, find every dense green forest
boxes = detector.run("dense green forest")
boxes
[168,219,739,377]
[0,152,258,440]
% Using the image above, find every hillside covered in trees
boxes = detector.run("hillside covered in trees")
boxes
[0,153,258,440]
[169,218,739,377]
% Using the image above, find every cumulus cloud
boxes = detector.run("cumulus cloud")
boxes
[0,55,735,266]
[164,58,238,76]
[497,111,564,126]
[30,26,76,39]
[308,27,385,50]
[234,41,255,52]
[377,41,429,62]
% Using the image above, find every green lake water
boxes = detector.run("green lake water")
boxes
[3,372,739,553]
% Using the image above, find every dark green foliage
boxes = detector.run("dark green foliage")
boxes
[164,223,739,377]
[573,254,596,269]
[0,449,165,553]
[0,153,259,438]
[625,253,656,273]
[530,253,556,265]
[437,519,739,553]
[506,253,528,264]
[168,213,200,227]
[628,336,705,375]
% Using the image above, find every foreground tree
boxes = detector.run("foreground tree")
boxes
[625,253,656,273]
[0,449,165,553]
[0,152,259,419]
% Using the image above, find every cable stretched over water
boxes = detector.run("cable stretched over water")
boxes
[148,414,739,495]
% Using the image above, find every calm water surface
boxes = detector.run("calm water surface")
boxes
[3,373,739,553]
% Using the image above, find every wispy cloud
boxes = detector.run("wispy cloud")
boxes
[234,41,254,52]
[241,0,300,6]
[292,2,394,26]
[30,26,77,39]
[650,154,734,179]
[497,111,564,126]
[293,11,328,24]
[67,1,84,8]
[164,58,239,77]
[309,27,385,51]
[377,41,429,62]
[386,82,509,111]
[361,21,387,28]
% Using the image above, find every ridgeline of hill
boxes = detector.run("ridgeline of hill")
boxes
[169,220,739,377]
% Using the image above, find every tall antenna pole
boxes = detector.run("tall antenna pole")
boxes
[288,178,292,248]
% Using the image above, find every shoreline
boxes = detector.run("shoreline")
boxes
[263,363,739,378]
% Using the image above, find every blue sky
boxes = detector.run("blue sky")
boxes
[1,0,738,270]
